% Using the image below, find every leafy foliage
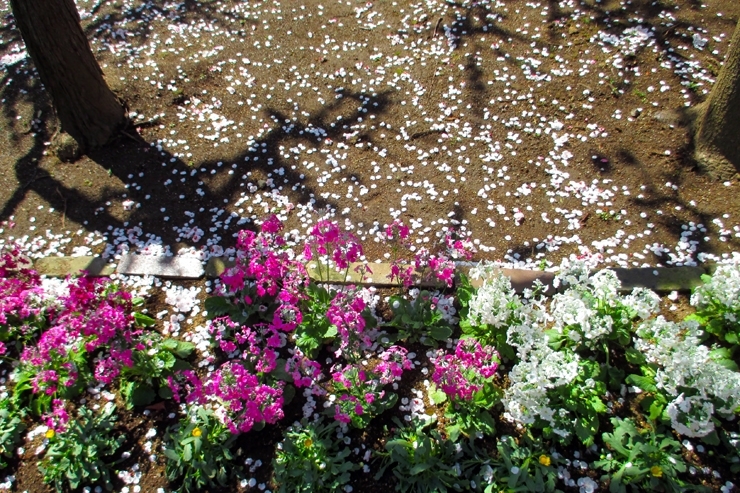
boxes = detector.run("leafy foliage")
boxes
[387,290,453,344]
[489,434,563,493]
[0,398,25,469]
[273,419,359,492]
[375,417,470,492]
[163,406,239,493]
[119,333,194,408]
[295,282,339,357]
[38,403,124,491]
[594,417,698,493]
[689,268,740,349]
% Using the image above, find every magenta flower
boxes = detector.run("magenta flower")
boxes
[385,220,410,242]
[285,350,322,388]
[0,245,44,330]
[94,357,121,385]
[42,399,70,433]
[326,289,373,360]
[304,220,365,275]
[201,361,285,434]
[431,338,499,402]
[224,218,308,306]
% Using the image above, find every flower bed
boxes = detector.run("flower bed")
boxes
[1,216,739,493]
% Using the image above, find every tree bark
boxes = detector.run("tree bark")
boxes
[693,19,740,180]
[10,0,126,151]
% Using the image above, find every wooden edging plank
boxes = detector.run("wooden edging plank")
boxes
[33,255,710,293]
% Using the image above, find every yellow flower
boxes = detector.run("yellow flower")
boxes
[650,465,663,478]
[45,429,55,439]
[304,438,313,448]
[538,455,551,467]
[192,427,202,437]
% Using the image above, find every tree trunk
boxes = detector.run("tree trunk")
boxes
[693,19,740,181]
[10,0,126,151]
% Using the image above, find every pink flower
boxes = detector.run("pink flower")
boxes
[431,339,499,402]
[260,214,284,234]
[94,358,121,385]
[43,399,70,433]
[220,340,237,353]
[385,220,410,241]
[334,406,351,424]
[304,221,365,274]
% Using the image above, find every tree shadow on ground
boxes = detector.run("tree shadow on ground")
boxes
[0,1,395,254]
[81,0,252,45]
[610,144,740,256]
[1,85,394,254]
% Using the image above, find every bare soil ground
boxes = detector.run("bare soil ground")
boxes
[1,0,740,491]
[1,0,740,268]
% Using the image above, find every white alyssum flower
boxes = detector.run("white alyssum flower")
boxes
[467,267,525,329]
[553,257,598,288]
[467,265,547,359]
[666,394,716,438]
[634,317,740,436]
[550,269,648,349]
[691,263,740,314]
[503,345,580,431]
[622,287,661,320]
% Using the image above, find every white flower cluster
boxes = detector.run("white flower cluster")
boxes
[467,267,547,360]
[552,257,599,289]
[622,288,662,320]
[550,269,660,349]
[691,263,740,321]
[470,260,663,438]
[502,345,580,436]
[634,316,740,437]
[468,264,578,434]
[467,267,525,329]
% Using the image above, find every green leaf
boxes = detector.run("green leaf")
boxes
[282,384,296,406]
[172,359,192,372]
[608,367,626,390]
[133,312,156,327]
[544,328,565,350]
[409,463,432,475]
[172,341,196,359]
[324,324,338,339]
[590,396,607,414]
[296,333,321,357]
[270,359,292,381]
[624,347,646,365]
[428,386,447,405]
[625,374,657,393]
[204,296,235,319]
[648,399,665,422]
[119,380,135,403]
[701,430,720,446]
[684,312,707,325]
[428,324,452,341]
[158,387,174,400]
[458,318,476,335]
[131,384,157,407]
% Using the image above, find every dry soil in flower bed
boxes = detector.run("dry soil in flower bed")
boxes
[2,0,740,491]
